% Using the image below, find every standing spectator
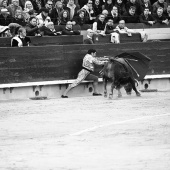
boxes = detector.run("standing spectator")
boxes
[125,0,142,16]
[92,13,106,35]
[140,0,153,14]
[81,0,96,24]
[11,27,31,47]
[59,9,69,25]
[122,6,139,23]
[139,7,156,25]
[109,6,120,23]
[115,0,126,16]
[36,7,51,25]
[84,28,94,44]
[66,0,80,20]
[115,19,148,42]
[153,7,169,24]
[13,9,26,26]
[45,0,53,16]
[62,20,80,34]
[50,1,64,25]
[93,0,103,17]
[25,16,43,36]
[152,0,168,14]
[73,9,88,25]
[105,18,120,43]
[102,0,113,16]
[7,0,22,17]
[0,8,13,26]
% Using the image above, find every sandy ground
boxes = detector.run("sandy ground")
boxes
[0,91,170,170]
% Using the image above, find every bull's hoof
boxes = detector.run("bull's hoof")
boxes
[118,94,122,98]
[109,94,113,99]
[126,92,131,95]
[136,93,141,97]
[104,92,107,98]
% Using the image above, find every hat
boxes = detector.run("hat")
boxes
[1,8,10,14]
[40,7,49,13]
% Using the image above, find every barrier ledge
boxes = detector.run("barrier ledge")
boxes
[0,74,169,89]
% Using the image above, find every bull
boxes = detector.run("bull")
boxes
[101,57,141,99]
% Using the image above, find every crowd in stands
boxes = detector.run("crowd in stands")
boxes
[0,0,170,46]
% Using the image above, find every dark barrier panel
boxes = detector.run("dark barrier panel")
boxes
[0,41,170,84]
[0,35,83,47]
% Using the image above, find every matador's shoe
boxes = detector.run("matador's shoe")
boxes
[92,93,102,96]
[61,95,68,98]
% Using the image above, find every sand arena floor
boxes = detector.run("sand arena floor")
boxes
[0,91,170,170]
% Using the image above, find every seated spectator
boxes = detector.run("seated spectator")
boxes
[115,0,126,16]
[0,25,9,37]
[165,5,170,20]
[73,9,88,25]
[11,27,31,47]
[93,14,106,35]
[105,18,120,43]
[44,21,62,35]
[32,0,42,13]
[50,1,64,25]
[122,6,139,23]
[0,8,13,26]
[153,7,169,25]
[62,20,80,35]
[24,1,34,13]
[26,16,43,36]
[36,7,51,26]
[45,0,53,16]
[115,19,148,42]
[93,0,103,17]
[125,0,142,16]
[140,0,153,14]
[102,0,113,16]
[102,9,109,21]
[13,9,26,26]
[109,6,120,23]
[81,0,96,24]
[7,0,22,17]
[66,0,80,20]
[0,0,8,11]
[59,10,70,25]
[84,28,94,44]
[139,8,156,25]
[152,0,168,14]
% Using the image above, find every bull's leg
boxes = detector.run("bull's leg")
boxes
[103,78,107,98]
[109,82,115,99]
[130,79,141,96]
[117,88,122,98]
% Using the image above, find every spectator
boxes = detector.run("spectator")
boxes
[50,1,64,25]
[45,0,53,16]
[59,9,70,25]
[115,0,126,16]
[66,0,80,20]
[32,0,42,13]
[73,9,88,25]
[102,9,109,21]
[105,18,120,43]
[84,28,94,44]
[109,6,120,23]
[102,0,113,16]
[125,0,142,16]
[0,0,8,11]
[44,21,62,35]
[92,13,106,35]
[36,7,51,26]
[122,6,139,23]
[165,5,170,21]
[78,0,88,8]
[13,9,26,26]
[7,0,22,17]
[139,7,156,25]
[153,7,169,25]
[81,0,96,24]
[93,0,103,17]
[11,27,31,47]
[152,0,168,14]
[62,20,80,35]
[8,22,21,36]
[26,16,43,36]
[115,19,148,42]
[24,1,34,12]
[0,8,13,26]
[140,0,152,14]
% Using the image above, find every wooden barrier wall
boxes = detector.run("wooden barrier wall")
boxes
[0,41,170,84]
